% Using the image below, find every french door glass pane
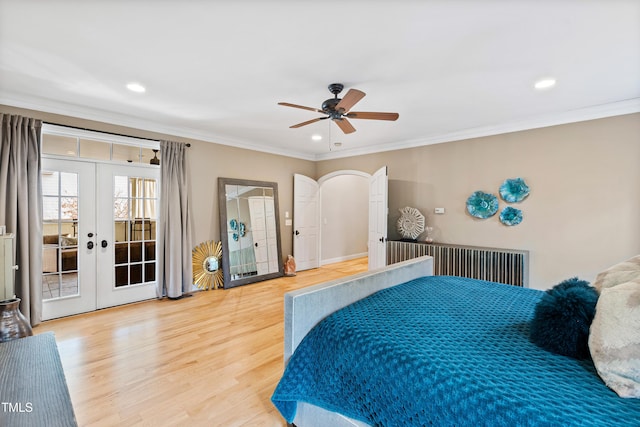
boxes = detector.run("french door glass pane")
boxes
[61,198,77,219]
[43,197,59,221]
[60,172,77,195]
[41,169,80,300]
[113,175,157,288]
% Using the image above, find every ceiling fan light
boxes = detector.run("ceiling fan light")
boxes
[150,149,160,165]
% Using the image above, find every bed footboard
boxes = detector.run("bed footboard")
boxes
[283,255,433,364]
[281,256,433,427]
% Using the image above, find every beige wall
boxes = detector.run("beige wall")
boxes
[0,105,316,260]
[317,113,640,290]
[187,140,315,258]
[4,104,638,290]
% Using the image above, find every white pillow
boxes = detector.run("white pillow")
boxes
[589,280,640,398]
[593,255,640,293]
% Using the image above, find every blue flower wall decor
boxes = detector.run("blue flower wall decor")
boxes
[500,207,523,226]
[466,191,499,219]
[499,177,530,203]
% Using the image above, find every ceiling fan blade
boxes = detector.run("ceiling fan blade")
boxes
[278,102,324,113]
[290,117,327,128]
[334,117,356,134]
[345,111,399,121]
[335,89,366,113]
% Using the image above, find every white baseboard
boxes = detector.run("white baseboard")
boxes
[320,252,368,266]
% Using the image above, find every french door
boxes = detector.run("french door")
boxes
[96,164,159,309]
[42,159,159,320]
[41,159,96,319]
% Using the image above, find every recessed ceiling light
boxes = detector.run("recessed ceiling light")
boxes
[311,134,322,141]
[126,82,146,93]
[534,78,556,90]
[333,142,342,147]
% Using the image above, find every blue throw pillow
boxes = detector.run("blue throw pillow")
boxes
[530,277,599,359]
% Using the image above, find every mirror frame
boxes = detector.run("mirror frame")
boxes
[218,177,284,288]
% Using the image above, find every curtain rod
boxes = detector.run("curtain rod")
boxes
[42,121,191,147]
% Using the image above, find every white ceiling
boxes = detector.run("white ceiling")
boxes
[1,1,639,161]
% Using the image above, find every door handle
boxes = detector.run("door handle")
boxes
[254,242,258,247]
[295,230,300,236]
[101,240,108,248]
[87,241,94,250]
[88,232,94,238]
[379,237,385,243]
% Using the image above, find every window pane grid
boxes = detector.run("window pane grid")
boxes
[113,175,157,288]
[41,133,159,165]
[41,170,79,300]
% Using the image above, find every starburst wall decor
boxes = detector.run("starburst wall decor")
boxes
[397,206,425,240]
[192,240,224,290]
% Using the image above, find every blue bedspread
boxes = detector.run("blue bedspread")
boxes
[272,276,640,426]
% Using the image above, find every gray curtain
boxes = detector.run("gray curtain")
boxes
[0,114,43,326]
[157,141,193,298]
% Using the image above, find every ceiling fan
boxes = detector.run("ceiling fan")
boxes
[278,83,399,134]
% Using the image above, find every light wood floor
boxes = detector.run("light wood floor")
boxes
[35,257,368,427]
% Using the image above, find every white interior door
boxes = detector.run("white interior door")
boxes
[368,166,388,270]
[42,159,97,320]
[96,164,159,309]
[293,174,319,271]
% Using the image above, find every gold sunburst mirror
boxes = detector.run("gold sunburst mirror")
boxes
[192,240,224,290]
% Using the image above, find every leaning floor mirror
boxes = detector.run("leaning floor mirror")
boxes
[218,178,284,288]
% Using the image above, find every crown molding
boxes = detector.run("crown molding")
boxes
[0,95,318,161]
[3,95,638,163]
[314,98,640,161]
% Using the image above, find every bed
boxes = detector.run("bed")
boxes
[271,256,640,426]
